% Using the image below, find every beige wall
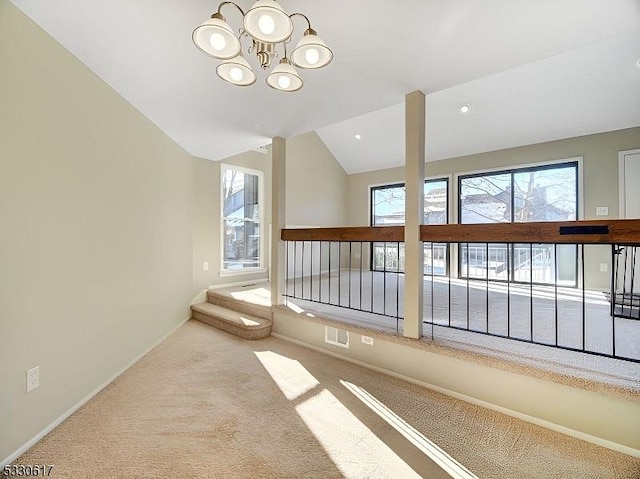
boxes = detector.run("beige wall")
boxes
[286,132,348,227]
[0,1,194,463]
[347,127,640,289]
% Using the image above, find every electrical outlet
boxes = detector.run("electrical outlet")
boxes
[600,263,608,273]
[361,335,374,346]
[26,366,39,393]
[596,206,609,216]
[203,262,209,271]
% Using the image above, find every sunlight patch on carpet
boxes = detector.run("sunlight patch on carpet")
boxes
[255,351,422,478]
[341,380,477,479]
[254,351,319,401]
[230,287,272,306]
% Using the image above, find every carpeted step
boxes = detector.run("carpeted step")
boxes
[207,289,272,321]
[190,302,272,340]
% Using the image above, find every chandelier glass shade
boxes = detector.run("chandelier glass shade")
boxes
[192,13,241,59]
[290,28,333,69]
[266,58,303,92]
[216,54,257,86]
[243,0,293,43]
[192,0,332,92]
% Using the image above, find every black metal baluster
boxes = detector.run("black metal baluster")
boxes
[435,242,440,338]
[554,243,559,347]
[293,241,297,299]
[630,246,637,319]
[285,240,289,301]
[611,245,618,356]
[328,241,332,305]
[302,240,306,300]
[530,243,533,341]
[622,246,629,302]
[581,244,586,351]
[486,243,490,333]
[397,241,401,329]
[611,245,619,317]
[318,241,323,303]
[360,242,363,310]
[383,242,387,316]
[349,242,352,309]
[309,240,313,301]
[370,242,374,313]
[338,242,342,306]
[466,243,470,331]
[507,242,511,338]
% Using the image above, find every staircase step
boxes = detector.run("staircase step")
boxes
[191,302,272,340]
[207,289,272,321]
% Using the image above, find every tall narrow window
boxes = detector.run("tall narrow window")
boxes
[221,165,263,271]
[370,179,449,273]
[459,161,578,285]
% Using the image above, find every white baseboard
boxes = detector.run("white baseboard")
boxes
[1,316,190,468]
[272,332,640,459]
[190,289,208,306]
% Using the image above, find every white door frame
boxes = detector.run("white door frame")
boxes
[618,149,640,219]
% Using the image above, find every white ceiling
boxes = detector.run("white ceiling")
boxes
[10,0,640,174]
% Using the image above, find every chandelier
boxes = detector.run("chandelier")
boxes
[193,1,333,92]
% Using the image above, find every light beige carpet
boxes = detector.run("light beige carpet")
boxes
[16,320,640,478]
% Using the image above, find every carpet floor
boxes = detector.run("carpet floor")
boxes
[16,320,640,478]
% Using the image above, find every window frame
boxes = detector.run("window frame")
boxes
[370,181,406,227]
[369,177,450,274]
[457,159,580,286]
[220,163,266,276]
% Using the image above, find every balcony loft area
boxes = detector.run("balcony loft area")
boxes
[256,221,640,392]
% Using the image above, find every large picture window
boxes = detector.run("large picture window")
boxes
[221,165,263,271]
[370,179,448,274]
[458,161,578,285]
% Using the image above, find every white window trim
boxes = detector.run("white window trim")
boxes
[219,267,268,278]
[220,163,265,275]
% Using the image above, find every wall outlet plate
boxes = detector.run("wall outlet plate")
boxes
[596,206,609,216]
[26,366,39,393]
[362,335,374,346]
[203,261,209,271]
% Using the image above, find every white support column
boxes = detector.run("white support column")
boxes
[403,91,425,339]
[271,137,287,306]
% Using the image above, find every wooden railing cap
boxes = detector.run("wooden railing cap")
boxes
[281,220,640,245]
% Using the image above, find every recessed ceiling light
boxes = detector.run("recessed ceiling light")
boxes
[459,104,471,114]
[354,134,362,140]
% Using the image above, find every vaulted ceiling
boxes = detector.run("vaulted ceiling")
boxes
[11,0,640,174]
